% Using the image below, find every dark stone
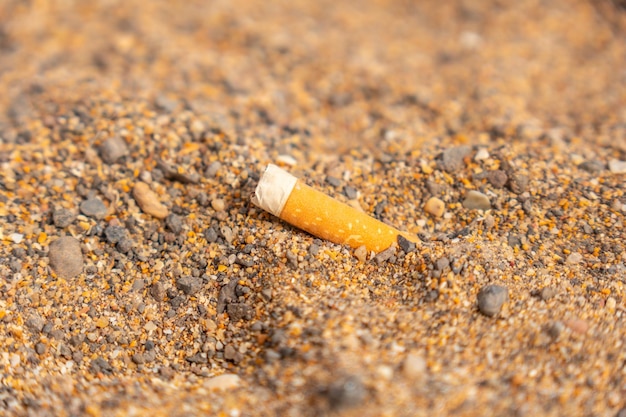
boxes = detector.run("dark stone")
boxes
[104,225,127,244]
[326,176,341,187]
[486,170,508,188]
[52,208,75,228]
[90,357,113,374]
[343,185,358,199]
[326,376,366,410]
[508,173,529,194]
[176,276,203,295]
[165,214,184,234]
[79,198,107,219]
[226,303,253,322]
[578,160,605,173]
[477,284,509,317]
[397,235,416,253]
[440,146,471,173]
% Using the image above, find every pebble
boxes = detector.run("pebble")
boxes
[52,208,75,228]
[546,321,564,340]
[227,303,253,321]
[608,159,626,174]
[326,376,365,409]
[220,225,234,244]
[205,161,221,177]
[204,227,218,243]
[486,170,508,188]
[79,198,107,219]
[211,198,226,212]
[566,252,583,264]
[10,233,24,244]
[98,136,128,164]
[354,245,368,262]
[564,318,589,335]
[397,235,416,253]
[132,182,169,219]
[507,173,529,194]
[374,244,396,264]
[463,190,491,210]
[48,236,83,278]
[165,214,184,233]
[326,176,341,187]
[578,160,605,173]
[343,185,358,200]
[477,284,508,317]
[441,145,471,172]
[474,148,490,161]
[203,373,241,391]
[424,196,445,217]
[176,276,203,295]
[539,287,557,301]
[605,297,616,310]
[402,352,427,380]
[104,225,127,244]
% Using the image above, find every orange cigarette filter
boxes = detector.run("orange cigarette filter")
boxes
[252,164,419,253]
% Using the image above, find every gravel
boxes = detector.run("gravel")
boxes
[52,208,76,228]
[48,236,83,278]
[79,197,107,219]
[462,190,491,210]
[477,284,509,317]
[98,136,128,164]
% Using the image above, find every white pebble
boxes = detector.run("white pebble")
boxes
[566,252,583,264]
[608,159,626,174]
[10,233,24,244]
[474,148,490,161]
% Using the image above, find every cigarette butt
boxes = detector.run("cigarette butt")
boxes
[252,164,419,253]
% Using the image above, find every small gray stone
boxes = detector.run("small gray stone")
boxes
[374,244,396,264]
[26,315,45,333]
[80,198,107,219]
[205,161,222,177]
[435,257,450,271]
[477,284,508,317]
[224,345,237,361]
[204,227,218,243]
[441,146,471,173]
[104,225,127,244]
[150,282,166,301]
[52,209,75,228]
[35,342,46,355]
[326,176,341,187]
[486,170,508,188]
[48,236,83,278]
[397,235,416,253]
[176,276,203,295]
[116,238,134,253]
[309,243,320,256]
[98,136,128,164]
[578,160,605,173]
[326,376,366,410]
[508,173,529,194]
[463,190,491,210]
[226,303,253,322]
[132,353,146,365]
[165,214,184,234]
[343,186,358,200]
[539,287,556,301]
